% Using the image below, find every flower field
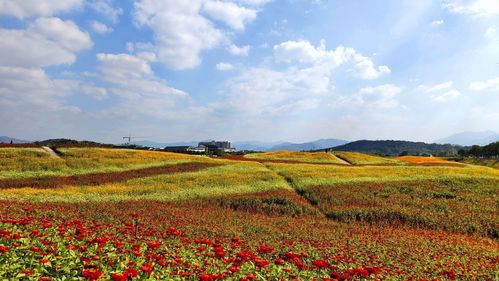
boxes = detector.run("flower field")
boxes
[394,156,463,166]
[244,151,346,164]
[332,152,403,165]
[0,148,498,280]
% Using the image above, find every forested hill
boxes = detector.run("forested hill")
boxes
[330,140,465,157]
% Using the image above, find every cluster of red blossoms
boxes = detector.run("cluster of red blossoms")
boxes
[0,203,489,281]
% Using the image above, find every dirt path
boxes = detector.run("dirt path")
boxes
[42,146,60,158]
[332,154,352,165]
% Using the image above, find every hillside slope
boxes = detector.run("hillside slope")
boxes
[331,140,464,156]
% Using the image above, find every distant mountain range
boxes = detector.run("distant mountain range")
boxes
[330,140,465,157]
[0,136,30,144]
[267,139,348,151]
[436,131,499,146]
[134,140,198,148]
[137,139,348,151]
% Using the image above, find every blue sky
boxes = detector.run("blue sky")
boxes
[0,0,498,143]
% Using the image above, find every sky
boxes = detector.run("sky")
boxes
[0,0,498,144]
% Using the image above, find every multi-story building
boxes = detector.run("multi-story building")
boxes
[198,141,236,153]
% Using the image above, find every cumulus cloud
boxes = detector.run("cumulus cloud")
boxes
[132,0,268,69]
[228,44,251,56]
[0,17,92,67]
[216,62,235,71]
[206,40,392,119]
[203,1,257,31]
[0,66,79,111]
[470,76,499,91]
[340,84,402,109]
[133,0,224,70]
[87,0,123,23]
[80,84,108,100]
[95,53,187,118]
[0,0,83,18]
[90,20,113,33]
[443,0,499,17]
[274,40,326,63]
[273,40,391,79]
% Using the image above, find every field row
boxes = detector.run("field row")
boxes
[0,200,497,280]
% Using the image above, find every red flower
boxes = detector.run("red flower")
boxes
[83,269,102,280]
[199,274,214,281]
[110,273,126,281]
[20,269,33,275]
[274,258,284,265]
[0,245,8,253]
[39,259,50,264]
[167,226,180,236]
[139,263,153,275]
[38,277,52,281]
[312,259,329,269]
[124,268,138,277]
[255,259,270,268]
[256,245,274,254]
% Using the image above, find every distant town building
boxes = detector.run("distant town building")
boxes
[163,146,190,153]
[163,141,235,154]
[198,141,236,152]
[187,145,207,153]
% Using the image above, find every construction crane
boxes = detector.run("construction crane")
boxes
[122,135,151,145]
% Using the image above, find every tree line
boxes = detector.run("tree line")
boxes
[458,141,499,157]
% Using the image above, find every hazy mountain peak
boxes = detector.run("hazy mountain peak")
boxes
[436,131,499,146]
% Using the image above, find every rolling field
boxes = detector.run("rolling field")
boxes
[332,151,403,165]
[0,147,209,179]
[244,151,346,164]
[395,156,464,166]
[455,158,499,169]
[0,147,498,280]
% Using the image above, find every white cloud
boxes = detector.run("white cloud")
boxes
[133,0,225,70]
[431,89,461,102]
[210,40,392,119]
[353,55,391,79]
[425,81,454,92]
[87,0,123,23]
[273,40,391,79]
[0,66,78,111]
[203,1,257,31]
[90,20,113,33]
[96,53,187,117]
[228,44,251,56]
[0,17,92,68]
[80,84,108,100]
[418,81,461,102]
[485,27,496,39]
[444,0,499,17]
[132,0,270,69]
[216,62,235,71]
[274,40,326,63]
[237,0,272,5]
[0,0,82,18]
[431,19,444,26]
[340,84,402,109]
[136,52,157,62]
[470,76,499,91]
